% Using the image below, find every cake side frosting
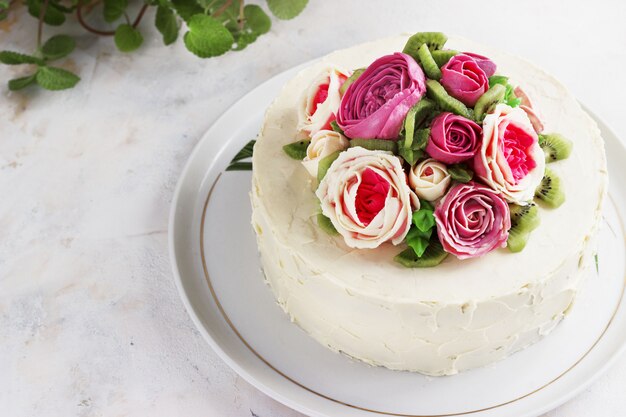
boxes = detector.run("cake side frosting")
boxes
[251,35,607,375]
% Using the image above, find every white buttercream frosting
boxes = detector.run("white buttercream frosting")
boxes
[251,35,608,376]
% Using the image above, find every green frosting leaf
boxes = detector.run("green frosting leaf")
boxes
[330,120,344,135]
[413,209,436,233]
[184,14,234,58]
[115,24,144,52]
[406,231,430,258]
[282,139,310,160]
[0,51,44,65]
[267,0,308,20]
[8,74,37,91]
[317,150,341,182]
[35,66,80,90]
[339,68,365,95]
[317,213,338,236]
[41,35,75,60]
[448,163,474,183]
[155,6,180,45]
[103,0,127,22]
[488,75,520,107]
[349,138,397,153]
[395,240,448,268]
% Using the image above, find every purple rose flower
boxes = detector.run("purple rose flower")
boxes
[337,53,426,140]
[426,112,482,164]
[434,182,510,259]
[440,54,491,107]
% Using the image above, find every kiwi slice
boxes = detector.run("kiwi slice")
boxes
[506,203,540,253]
[349,138,397,153]
[317,150,342,182]
[538,133,573,162]
[282,139,310,160]
[474,84,506,121]
[403,32,448,60]
[416,43,442,80]
[317,213,339,236]
[425,79,473,119]
[431,49,458,67]
[340,68,365,95]
[534,167,565,208]
[395,240,448,268]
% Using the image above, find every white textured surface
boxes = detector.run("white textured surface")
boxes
[0,0,625,415]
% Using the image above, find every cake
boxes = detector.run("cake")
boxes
[250,33,607,376]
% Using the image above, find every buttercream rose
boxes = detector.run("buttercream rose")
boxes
[434,182,510,259]
[514,86,545,133]
[298,66,350,135]
[301,130,349,177]
[463,52,497,77]
[337,53,426,140]
[425,112,482,164]
[440,54,490,107]
[316,147,417,249]
[409,158,451,201]
[473,103,545,204]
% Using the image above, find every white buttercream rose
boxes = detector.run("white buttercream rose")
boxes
[316,147,418,249]
[409,158,451,201]
[301,130,349,177]
[297,66,350,135]
[473,103,545,204]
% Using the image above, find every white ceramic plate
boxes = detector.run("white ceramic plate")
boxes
[169,63,626,417]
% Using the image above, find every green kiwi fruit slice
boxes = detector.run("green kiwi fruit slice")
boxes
[506,203,540,252]
[538,133,573,162]
[340,68,365,95]
[317,150,342,182]
[474,84,506,121]
[282,139,310,160]
[394,240,448,268]
[431,49,458,67]
[417,43,442,80]
[317,213,339,235]
[349,138,398,153]
[403,32,448,60]
[534,167,565,208]
[425,79,473,119]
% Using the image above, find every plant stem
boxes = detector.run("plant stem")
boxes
[132,4,148,28]
[237,0,244,31]
[37,0,50,48]
[213,0,232,17]
[76,1,149,36]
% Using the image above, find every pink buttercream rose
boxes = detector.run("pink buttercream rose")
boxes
[434,182,511,259]
[316,147,418,249]
[440,54,491,107]
[337,53,426,140]
[426,112,482,164]
[463,52,497,77]
[473,103,545,204]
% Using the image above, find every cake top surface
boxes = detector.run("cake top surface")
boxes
[252,35,607,302]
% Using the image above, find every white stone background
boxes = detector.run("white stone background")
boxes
[1,0,625,416]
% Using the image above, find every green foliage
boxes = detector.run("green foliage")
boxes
[115,24,144,52]
[0,0,308,92]
[267,0,307,20]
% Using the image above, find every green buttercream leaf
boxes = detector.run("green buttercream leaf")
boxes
[340,68,365,95]
[412,209,436,233]
[448,163,474,183]
[317,150,341,182]
[330,120,344,135]
[349,138,397,153]
[317,213,338,235]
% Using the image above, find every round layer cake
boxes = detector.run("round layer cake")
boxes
[250,35,607,376]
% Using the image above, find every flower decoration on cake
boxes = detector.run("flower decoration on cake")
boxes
[280,31,573,267]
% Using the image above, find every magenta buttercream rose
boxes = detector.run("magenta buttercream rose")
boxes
[426,112,482,164]
[434,182,510,259]
[440,53,494,107]
[337,52,426,140]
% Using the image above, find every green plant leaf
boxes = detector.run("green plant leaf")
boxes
[8,74,37,91]
[244,4,271,34]
[114,24,144,52]
[103,0,127,22]
[155,5,179,45]
[0,51,44,65]
[41,35,75,60]
[183,14,234,58]
[27,0,66,26]
[266,0,307,20]
[171,0,203,22]
[35,66,80,90]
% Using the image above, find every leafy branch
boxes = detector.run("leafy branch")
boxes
[0,0,308,92]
